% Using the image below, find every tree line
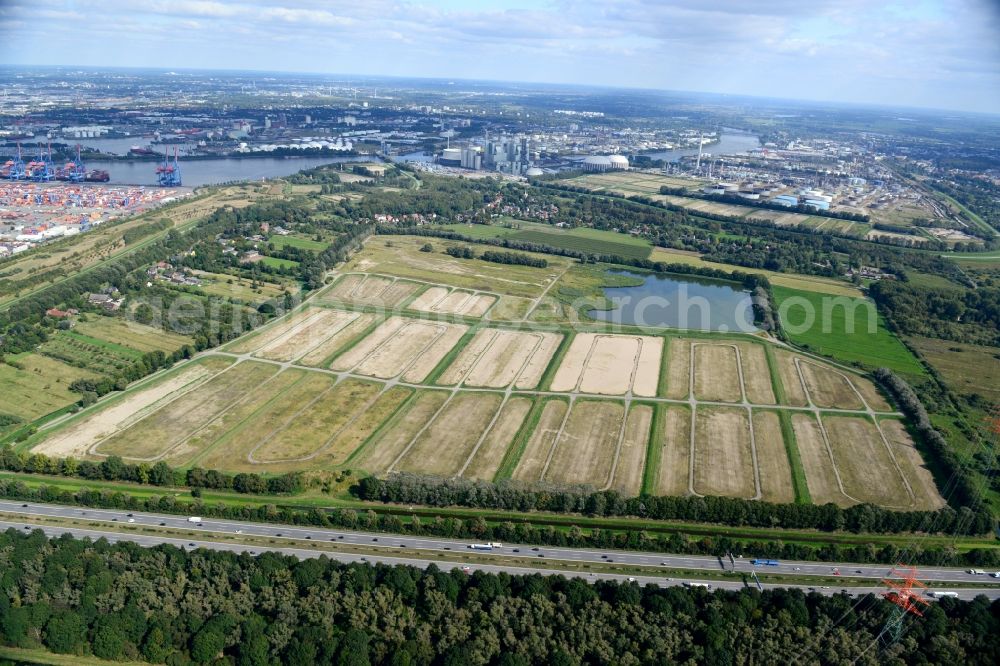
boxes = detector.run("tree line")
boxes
[0,447,302,496]
[357,473,993,538]
[2,529,998,665]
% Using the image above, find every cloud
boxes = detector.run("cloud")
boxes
[0,0,997,112]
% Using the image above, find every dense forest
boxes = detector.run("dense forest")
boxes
[0,530,997,665]
[869,281,1000,345]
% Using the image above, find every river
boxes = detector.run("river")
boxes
[589,270,757,332]
[82,156,368,187]
[642,130,761,162]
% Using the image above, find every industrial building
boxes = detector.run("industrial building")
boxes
[582,154,629,172]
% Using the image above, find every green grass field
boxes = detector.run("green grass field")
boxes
[0,353,98,421]
[435,221,653,260]
[772,286,926,377]
[270,234,329,251]
[261,256,300,269]
[72,317,193,353]
[908,335,1000,403]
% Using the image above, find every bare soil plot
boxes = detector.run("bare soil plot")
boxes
[253,379,383,462]
[664,339,691,399]
[653,406,691,496]
[692,407,755,498]
[550,333,661,396]
[313,387,413,468]
[455,330,562,389]
[752,411,795,503]
[379,281,421,307]
[462,397,533,480]
[410,288,496,317]
[437,330,497,385]
[407,286,449,312]
[512,400,569,482]
[31,361,222,459]
[610,405,653,496]
[632,338,663,397]
[224,308,317,354]
[354,276,396,302]
[735,342,776,405]
[298,313,376,367]
[791,413,849,506]
[162,368,305,467]
[799,362,864,410]
[824,416,911,507]
[197,372,336,470]
[773,350,809,407]
[692,344,742,403]
[400,325,468,383]
[545,400,625,488]
[355,390,450,473]
[331,317,467,381]
[396,393,503,476]
[96,361,278,460]
[324,274,365,300]
[256,309,359,362]
[851,376,893,412]
[880,419,945,510]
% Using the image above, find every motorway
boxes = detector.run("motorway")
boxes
[2,500,999,600]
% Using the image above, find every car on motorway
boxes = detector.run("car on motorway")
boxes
[990,572,1000,578]
[127,518,135,523]
[627,577,637,582]
[21,503,27,508]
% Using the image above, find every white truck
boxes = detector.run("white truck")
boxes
[187,516,202,523]
[468,542,503,551]
[929,591,959,598]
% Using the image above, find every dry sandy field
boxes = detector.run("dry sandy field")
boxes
[663,339,691,399]
[31,358,229,459]
[354,390,450,473]
[797,360,865,410]
[223,308,321,354]
[880,418,945,510]
[692,407,756,499]
[735,342,777,405]
[652,406,692,496]
[790,412,849,506]
[408,286,496,317]
[394,393,504,476]
[94,360,278,461]
[462,397,534,481]
[329,316,467,382]
[320,274,420,308]
[823,415,912,507]
[255,308,362,362]
[437,329,561,389]
[298,313,377,367]
[513,399,569,482]
[549,333,662,396]
[773,349,811,407]
[544,400,625,488]
[610,405,653,496]
[692,343,743,403]
[751,411,795,503]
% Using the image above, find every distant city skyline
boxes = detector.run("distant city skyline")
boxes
[1,0,998,114]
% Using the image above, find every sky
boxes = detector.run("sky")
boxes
[1,0,998,113]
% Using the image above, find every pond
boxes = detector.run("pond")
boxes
[588,270,757,332]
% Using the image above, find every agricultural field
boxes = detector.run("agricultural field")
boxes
[319,274,421,309]
[268,234,328,251]
[433,221,654,260]
[340,236,569,299]
[408,286,496,317]
[772,285,926,378]
[23,280,942,512]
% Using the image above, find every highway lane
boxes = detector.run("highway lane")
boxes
[2,518,997,601]
[2,500,998,588]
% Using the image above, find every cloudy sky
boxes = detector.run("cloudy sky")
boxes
[1,0,998,113]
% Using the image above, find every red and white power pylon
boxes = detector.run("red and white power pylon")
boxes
[879,565,930,648]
